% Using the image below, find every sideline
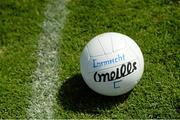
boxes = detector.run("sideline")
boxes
[27,0,69,119]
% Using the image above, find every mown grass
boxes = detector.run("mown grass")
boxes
[56,0,180,119]
[0,0,47,118]
[0,0,179,119]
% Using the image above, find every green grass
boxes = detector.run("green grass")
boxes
[0,0,47,118]
[0,0,180,119]
[56,0,180,119]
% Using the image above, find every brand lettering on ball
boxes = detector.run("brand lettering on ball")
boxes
[93,54,125,68]
[94,61,137,82]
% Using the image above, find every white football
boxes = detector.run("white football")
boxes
[80,32,144,96]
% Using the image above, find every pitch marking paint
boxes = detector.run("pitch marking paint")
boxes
[27,0,69,119]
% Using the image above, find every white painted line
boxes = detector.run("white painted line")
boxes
[27,0,69,119]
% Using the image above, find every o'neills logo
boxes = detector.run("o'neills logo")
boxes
[94,61,137,82]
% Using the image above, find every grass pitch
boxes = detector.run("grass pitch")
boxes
[0,0,180,119]
[0,0,47,118]
[56,0,180,119]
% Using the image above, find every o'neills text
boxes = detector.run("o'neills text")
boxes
[94,61,137,82]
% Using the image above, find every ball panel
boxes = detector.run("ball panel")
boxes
[98,33,113,54]
[88,48,136,73]
[111,32,126,51]
[124,36,144,82]
[80,46,90,81]
[87,60,139,96]
[87,36,104,57]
